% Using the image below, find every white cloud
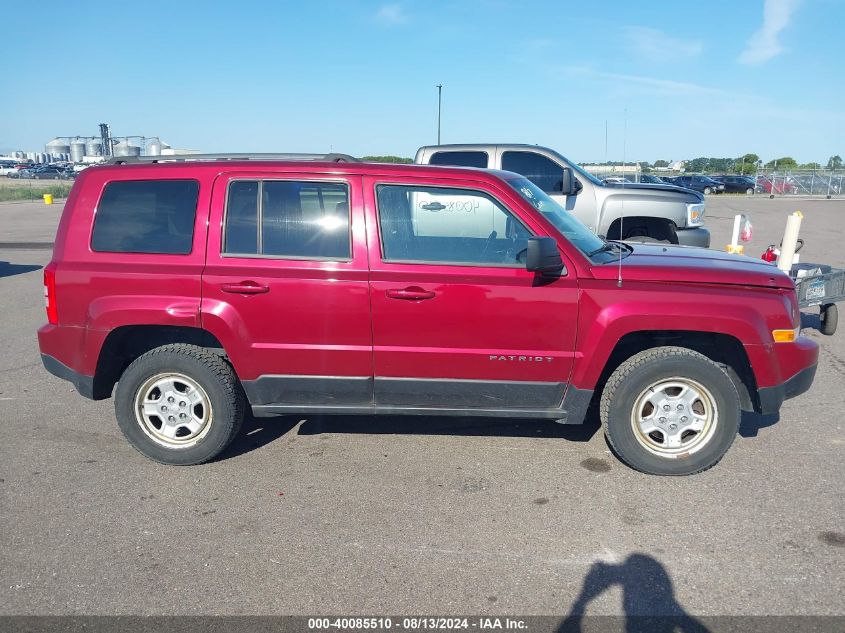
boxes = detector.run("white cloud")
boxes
[374,4,409,26]
[564,66,723,98]
[623,26,703,61]
[739,0,802,65]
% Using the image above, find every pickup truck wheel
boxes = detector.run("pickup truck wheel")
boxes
[114,344,245,465]
[600,347,740,475]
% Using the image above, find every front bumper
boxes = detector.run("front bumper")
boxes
[675,227,711,248]
[757,363,818,415]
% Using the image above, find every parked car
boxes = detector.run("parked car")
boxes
[0,161,17,177]
[756,176,798,195]
[416,144,709,246]
[602,176,631,184]
[38,154,818,475]
[31,166,65,180]
[670,175,725,195]
[6,163,32,178]
[711,175,756,194]
[637,174,667,184]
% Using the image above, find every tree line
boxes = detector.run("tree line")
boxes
[647,154,842,174]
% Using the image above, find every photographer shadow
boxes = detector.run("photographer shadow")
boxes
[557,554,709,633]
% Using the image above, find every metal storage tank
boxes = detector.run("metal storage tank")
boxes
[113,141,142,157]
[70,140,86,163]
[147,138,162,156]
[45,138,70,157]
[85,139,103,156]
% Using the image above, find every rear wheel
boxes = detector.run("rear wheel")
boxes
[820,304,838,336]
[600,347,740,475]
[115,344,245,465]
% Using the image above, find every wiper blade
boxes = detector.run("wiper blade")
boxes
[587,241,630,257]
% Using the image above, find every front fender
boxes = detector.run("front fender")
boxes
[570,282,787,389]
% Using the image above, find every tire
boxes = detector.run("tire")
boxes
[703,187,712,195]
[600,346,740,476]
[820,304,838,336]
[114,344,245,465]
[746,188,754,195]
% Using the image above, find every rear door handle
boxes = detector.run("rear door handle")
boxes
[221,281,269,294]
[386,287,436,300]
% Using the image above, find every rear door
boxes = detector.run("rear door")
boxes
[363,174,579,412]
[201,171,373,410]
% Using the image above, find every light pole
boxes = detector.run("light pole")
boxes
[436,84,443,145]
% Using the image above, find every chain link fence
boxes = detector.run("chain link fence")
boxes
[584,166,844,197]
[753,169,844,198]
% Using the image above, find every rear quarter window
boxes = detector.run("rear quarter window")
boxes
[91,180,199,254]
[428,151,489,168]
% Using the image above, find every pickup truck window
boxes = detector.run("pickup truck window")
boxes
[501,151,563,193]
[91,179,199,254]
[223,180,350,260]
[507,177,608,258]
[428,151,488,168]
[376,184,531,266]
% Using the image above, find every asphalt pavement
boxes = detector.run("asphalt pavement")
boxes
[0,196,843,619]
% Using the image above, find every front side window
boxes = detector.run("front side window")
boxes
[501,151,564,194]
[223,180,350,259]
[376,184,531,266]
[91,179,199,254]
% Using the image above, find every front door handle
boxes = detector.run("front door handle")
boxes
[386,287,436,300]
[221,281,269,295]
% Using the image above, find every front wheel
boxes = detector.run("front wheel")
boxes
[115,344,245,465]
[703,186,712,195]
[600,347,740,475]
[746,187,754,195]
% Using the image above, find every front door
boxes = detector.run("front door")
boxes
[363,175,579,412]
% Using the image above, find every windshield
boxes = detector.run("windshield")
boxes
[507,177,608,257]
[565,159,604,187]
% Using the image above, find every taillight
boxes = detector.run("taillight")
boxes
[44,265,58,325]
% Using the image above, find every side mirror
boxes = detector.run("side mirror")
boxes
[526,237,564,274]
[561,168,581,196]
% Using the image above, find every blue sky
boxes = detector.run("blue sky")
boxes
[3,0,842,163]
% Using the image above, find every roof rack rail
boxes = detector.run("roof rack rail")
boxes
[106,152,359,165]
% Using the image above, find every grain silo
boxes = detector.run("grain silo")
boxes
[70,140,86,163]
[45,138,70,158]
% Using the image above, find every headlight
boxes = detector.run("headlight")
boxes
[686,203,705,226]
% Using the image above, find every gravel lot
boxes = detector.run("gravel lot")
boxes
[1,196,843,620]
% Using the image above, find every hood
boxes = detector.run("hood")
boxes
[591,244,794,289]
[602,181,705,201]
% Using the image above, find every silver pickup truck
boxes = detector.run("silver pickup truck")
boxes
[415,144,710,247]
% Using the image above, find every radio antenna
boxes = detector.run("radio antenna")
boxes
[617,109,627,287]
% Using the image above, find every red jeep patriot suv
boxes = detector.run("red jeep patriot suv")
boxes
[38,154,818,475]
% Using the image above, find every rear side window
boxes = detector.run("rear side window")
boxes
[501,151,563,193]
[223,180,350,260]
[428,151,488,168]
[91,180,199,254]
